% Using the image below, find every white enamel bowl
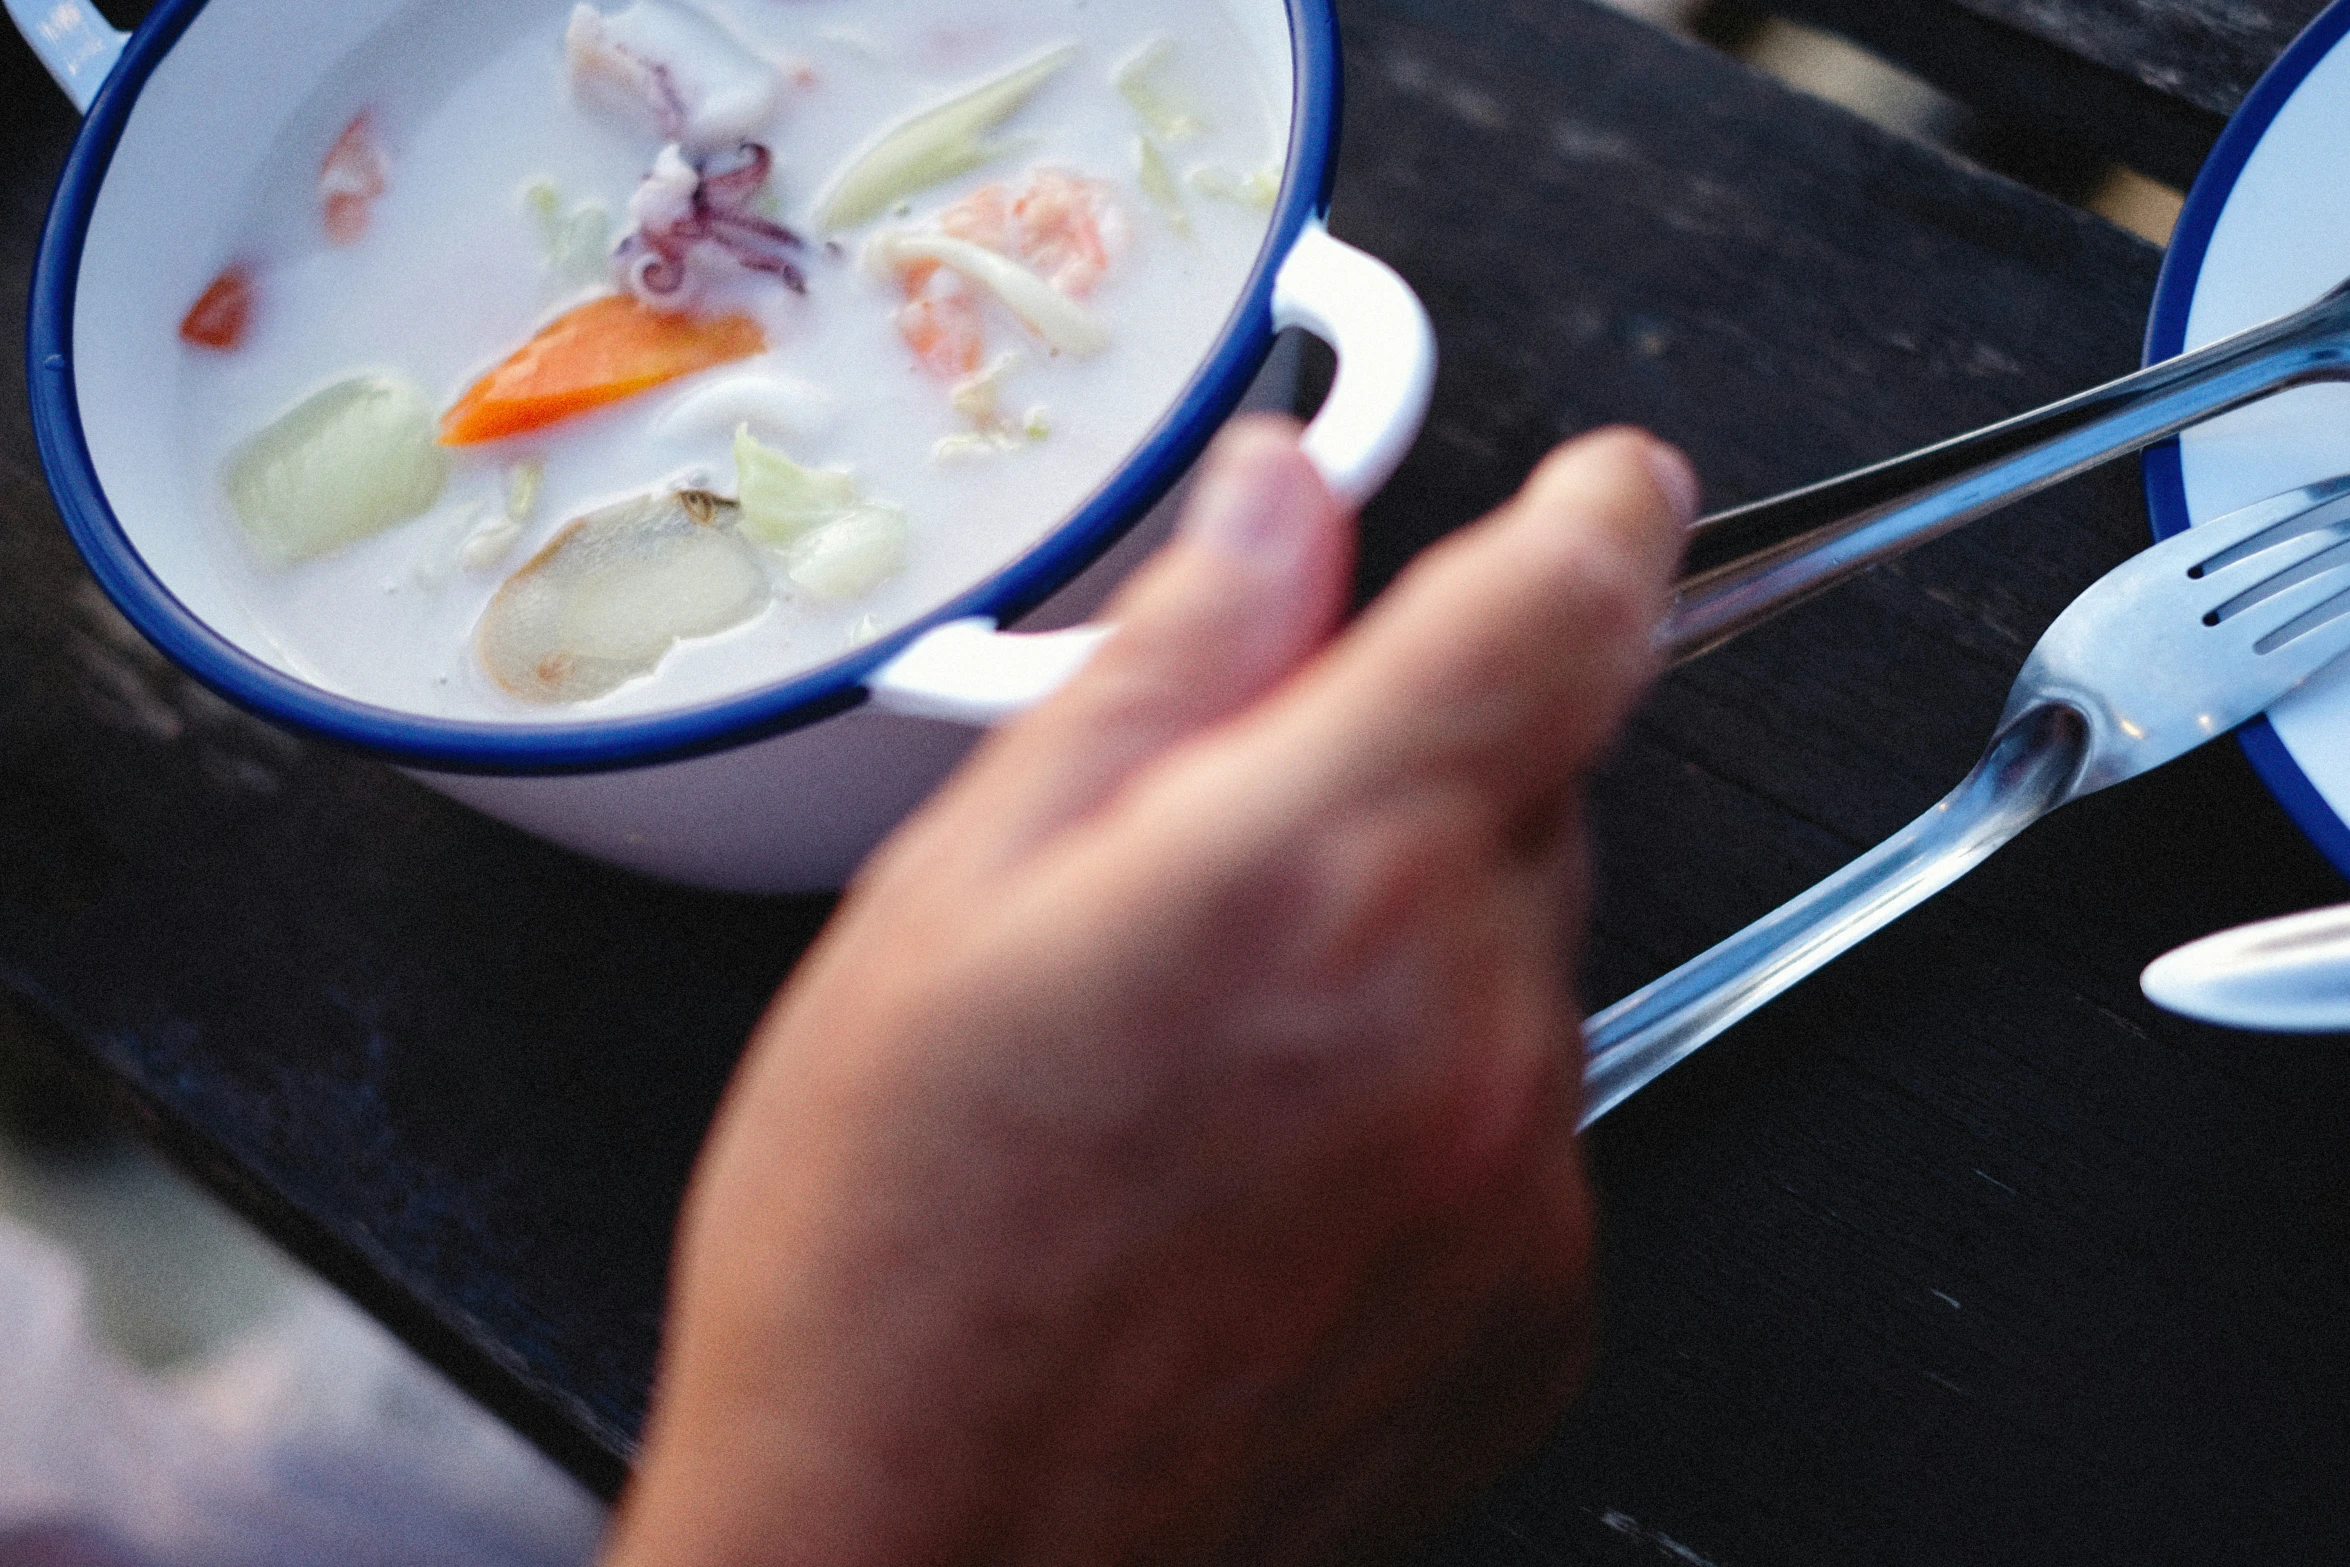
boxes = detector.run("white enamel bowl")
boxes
[15,0,1434,892]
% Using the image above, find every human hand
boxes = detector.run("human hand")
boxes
[604,416,1696,1567]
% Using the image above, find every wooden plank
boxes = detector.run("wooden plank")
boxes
[1758,0,2232,188]
[1946,0,2328,118]
[0,2,2345,1562]
[1748,0,2328,190]
[1710,0,2331,194]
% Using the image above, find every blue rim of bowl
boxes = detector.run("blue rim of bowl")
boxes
[30,0,1344,775]
[2144,0,2350,876]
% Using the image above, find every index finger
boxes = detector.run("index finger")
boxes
[1242,426,1694,837]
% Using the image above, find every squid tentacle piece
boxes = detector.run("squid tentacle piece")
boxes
[614,141,807,309]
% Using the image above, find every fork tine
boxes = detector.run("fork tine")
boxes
[2208,531,2350,621]
[2192,477,2350,583]
[2215,554,2350,691]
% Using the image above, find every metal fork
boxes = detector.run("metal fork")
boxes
[1580,473,2350,1129]
[1662,277,2350,664]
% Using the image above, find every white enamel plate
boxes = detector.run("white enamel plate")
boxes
[2146,0,2350,871]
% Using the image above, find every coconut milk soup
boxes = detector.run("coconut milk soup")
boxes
[173,0,1281,719]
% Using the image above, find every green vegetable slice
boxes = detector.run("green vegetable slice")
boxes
[1188,164,1282,211]
[507,458,546,522]
[1114,38,1208,143]
[734,426,864,546]
[523,180,613,287]
[785,507,908,599]
[223,375,450,565]
[812,44,1078,233]
[1135,136,1191,235]
[731,428,909,599]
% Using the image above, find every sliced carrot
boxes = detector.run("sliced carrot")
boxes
[180,264,255,350]
[439,294,766,446]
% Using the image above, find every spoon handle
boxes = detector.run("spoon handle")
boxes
[1579,704,2084,1128]
[1662,281,2350,664]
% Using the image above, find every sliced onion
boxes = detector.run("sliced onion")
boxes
[655,373,837,444]
[866,231,1109,358]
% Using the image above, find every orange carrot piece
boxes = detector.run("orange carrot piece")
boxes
[180,265,255,350]
[439,295,766,446]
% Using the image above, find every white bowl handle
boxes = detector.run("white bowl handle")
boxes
[6,0,126,113]
[869,219,1435,726]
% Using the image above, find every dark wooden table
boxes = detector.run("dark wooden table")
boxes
[8,0,2350,1560]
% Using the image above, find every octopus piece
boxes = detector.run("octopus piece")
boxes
[566,0,781,152]
[613,141,808,312]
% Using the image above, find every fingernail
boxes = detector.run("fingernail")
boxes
[1181,428,1315,571]
[1644,442,1701,528]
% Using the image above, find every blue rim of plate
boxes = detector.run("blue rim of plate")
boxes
[2144,0,2350,874]
[29,0,1343,775]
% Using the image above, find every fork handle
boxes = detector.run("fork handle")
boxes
[1664,280,2350,663]
[1579,703,2087,1128]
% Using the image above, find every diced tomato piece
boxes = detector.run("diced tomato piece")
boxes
[439,294,767,445]
[319,112,390,245]
[179,265,255,351]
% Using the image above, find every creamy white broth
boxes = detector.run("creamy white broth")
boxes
[173,0,1281,720]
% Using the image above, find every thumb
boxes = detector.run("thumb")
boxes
[937,415,1353,863]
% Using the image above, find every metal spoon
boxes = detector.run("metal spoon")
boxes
[1584,474,2350,1125]
[2141,904,2350,1031]
[1664,277,2350,664]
